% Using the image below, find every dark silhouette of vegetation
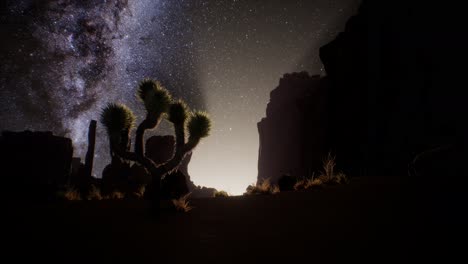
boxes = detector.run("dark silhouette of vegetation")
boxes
[159,170,190,199]
[100,79,211,214]
[244,178,279,195]
[213,190,229,197]
[101,103,135,161]
[272,153,348,192]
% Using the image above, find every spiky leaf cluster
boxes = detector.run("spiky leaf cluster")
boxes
[137,79,172,116]
[168,100,189,125]
[100,103,135,134]
[187,111,212,139]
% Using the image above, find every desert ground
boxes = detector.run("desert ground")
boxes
[5,176,462,263]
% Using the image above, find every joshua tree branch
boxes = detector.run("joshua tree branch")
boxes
[156,137,200,176]
[173,122,186,157]
[112,142,160,178]
[135,116,162,157]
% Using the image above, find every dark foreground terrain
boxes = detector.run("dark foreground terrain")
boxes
[5,176,465,263]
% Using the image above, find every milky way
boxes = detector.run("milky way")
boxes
[1,0,359,194]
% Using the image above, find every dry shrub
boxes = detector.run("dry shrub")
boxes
[132,185,146,199]
[63,187,81,201]
[294,176,323,191]
[293,179,307,191]
[318,153,348,185]
[109,191,125,200]
[333,172,349,184]
[294,153,349,191]
[306,178,324,189]
[320,152,337,182]
[172,193,193,212]
[87,185,102,200]
[244,178,279,195]
[213,190,229,197]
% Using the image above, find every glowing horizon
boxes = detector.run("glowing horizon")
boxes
[188,121,260,195]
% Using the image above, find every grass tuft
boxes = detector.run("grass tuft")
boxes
[244,178,279,195]
[132,185,146,199]
[172,194,193,212]
[87,185,102,201]
[63,187,81,201]
[105,191,125,200]
[315,153,348,185]
[294,153,349,191]
[294,175,324,191]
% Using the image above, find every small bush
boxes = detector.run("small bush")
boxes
[86,185,102,200]
[132,185,146,199]
[294,153,349,191]
[63,187,81,201]
[293,179,307,191]
[306,178,323,189]
[334,172,349,184]
[317,153,348,185]
[214,190,229,197]
[244,179,279,195]
[106,191,125,200]
[320,152,336,182]
[294,175,323,191]
[172,193,193,212]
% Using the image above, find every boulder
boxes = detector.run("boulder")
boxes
[277,174,297,192]
[0,130,73,200]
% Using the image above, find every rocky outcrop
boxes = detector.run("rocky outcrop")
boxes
[189,186,217,198]
[257,72,328,184]
[319,0,468,176]
[257,0,468,181]
[0,130,73,200]
[83,120,97,179]
[68,120,98,197]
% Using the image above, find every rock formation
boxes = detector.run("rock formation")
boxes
[319,0,468,176]
[257,72,328,184]
[258,0,468,181]
[0,130,73,200]
[84,120,97,179]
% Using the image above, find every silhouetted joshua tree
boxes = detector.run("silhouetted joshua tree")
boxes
[101,103,135,164]
[100,79,211,213]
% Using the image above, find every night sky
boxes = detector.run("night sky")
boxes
[1,0,359,194]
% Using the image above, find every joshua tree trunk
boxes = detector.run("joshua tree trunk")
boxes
[150,173,161,215]
[135,119,151,157]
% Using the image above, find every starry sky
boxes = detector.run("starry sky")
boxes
[1,0,359,194]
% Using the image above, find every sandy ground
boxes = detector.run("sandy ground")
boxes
[5,176,464,263]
